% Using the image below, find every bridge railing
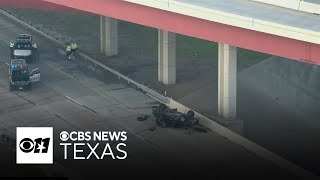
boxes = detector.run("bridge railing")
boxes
[252,0,320,14]
[124,0,320,14]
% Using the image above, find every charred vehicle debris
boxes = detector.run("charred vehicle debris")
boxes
[152,104,199,128]
[138,104,207,133]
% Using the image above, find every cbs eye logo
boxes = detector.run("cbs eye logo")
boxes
[19,138,50,153]
[16,127,53,164]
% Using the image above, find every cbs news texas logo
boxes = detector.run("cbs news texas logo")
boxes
[16,127,53,164]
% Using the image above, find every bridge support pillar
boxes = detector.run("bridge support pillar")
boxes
[218,43,237,120]
[100,16,118,56]
[158,30,176,85]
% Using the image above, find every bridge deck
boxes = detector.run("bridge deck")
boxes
[124,0,320,44]
[177,0,320,32]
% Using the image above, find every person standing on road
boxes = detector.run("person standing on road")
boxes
[32,43,39,61]
[71,40,78,55]
[66,42,72,60]
[9,40,14,59]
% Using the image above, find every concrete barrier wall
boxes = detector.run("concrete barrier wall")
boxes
[299,1,320,14]
[253,0,301,10]
[252,0,320,14]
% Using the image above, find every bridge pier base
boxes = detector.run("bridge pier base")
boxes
[158,30,176,85]
[100,16,118,56]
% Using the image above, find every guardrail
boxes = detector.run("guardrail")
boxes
[0,9,318,179]
[299,1,320,14]
[252,0,320,14]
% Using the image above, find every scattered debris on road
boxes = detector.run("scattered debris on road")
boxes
[152,104,207,133]
[149,127,156,131]
[137,115,150,121]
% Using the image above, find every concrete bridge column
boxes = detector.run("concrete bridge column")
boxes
[158,30,176,85]
[218,43,237,120]
[100,16,118,56]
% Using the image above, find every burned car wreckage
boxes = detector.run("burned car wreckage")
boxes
[152,104,206,132]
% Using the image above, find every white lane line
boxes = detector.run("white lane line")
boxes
[0,123,15,134]
[65,95,83,106]
[65,95,97,113]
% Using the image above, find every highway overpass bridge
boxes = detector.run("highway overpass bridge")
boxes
[1,0,319,121]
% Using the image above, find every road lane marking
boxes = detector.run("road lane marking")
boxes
[41,60,160,150]
[65,95,83,106]
[65,95,97,113]
[43,60,142,115]
[0,81,83,131]
[0,123,15,134]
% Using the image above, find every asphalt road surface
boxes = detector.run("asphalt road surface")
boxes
[0,15,302,179]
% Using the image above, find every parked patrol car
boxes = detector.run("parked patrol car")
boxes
[8,59,40,91]
[10,34,38,63]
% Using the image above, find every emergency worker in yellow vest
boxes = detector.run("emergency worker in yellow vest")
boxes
[71,41,78,54]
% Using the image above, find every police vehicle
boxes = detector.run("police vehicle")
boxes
[8,59,40,91]
[10,34,38,63]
